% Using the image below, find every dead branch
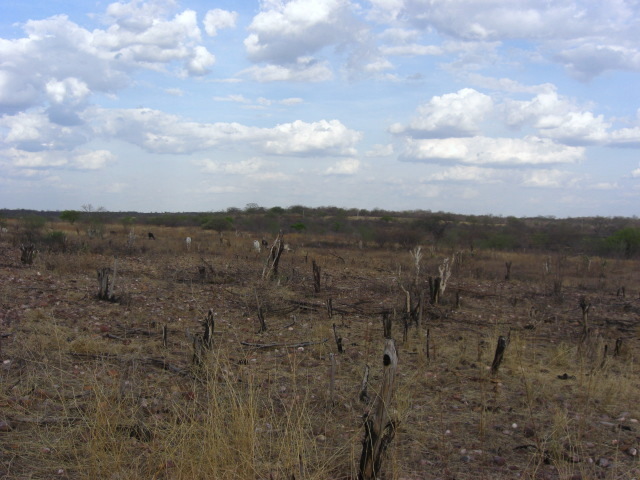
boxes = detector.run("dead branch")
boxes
[240,339,328,350]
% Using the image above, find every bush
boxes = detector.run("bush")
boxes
[603,227,640,258]
[44,231,68,252]
[21,214,46,241]
[290,222,306,232]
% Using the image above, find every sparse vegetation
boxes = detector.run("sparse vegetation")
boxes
[0,208,639,479]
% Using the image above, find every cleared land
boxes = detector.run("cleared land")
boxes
[1,224,639,479]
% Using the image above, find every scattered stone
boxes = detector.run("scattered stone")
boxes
[316,434,326,442]
[493,456,506,466]
[461,455,472,463]
[626,447,637,457]
[597,457,610,468]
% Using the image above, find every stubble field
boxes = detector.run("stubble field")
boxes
[1,224,639,479]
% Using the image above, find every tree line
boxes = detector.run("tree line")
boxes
[1,205,640,258]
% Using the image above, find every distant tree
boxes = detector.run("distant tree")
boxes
[60,210,81,225]
[21,214,46,242]
[604,227,640,258]
[245,203,263,213]
[120,216,136,232]
[202,216,233,234]
[290,222,307,232]
[288,205,305,216]
[269,206,285,215]
[81,204,108,238]
[44,231,67,252]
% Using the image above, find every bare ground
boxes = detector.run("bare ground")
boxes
[1,230,639,479]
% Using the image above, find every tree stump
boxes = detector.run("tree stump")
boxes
[97,267,115,301]
[428,276,441,305]
[262,231,284,280]
[20,244,37,265]
[312,260,321,293]
[358,339,398,480]
[333,323,344,353]
[490,335,508,375]
[203,309,215,350]
[359,364,370,403]
[381,312,392,339]
[579,296,591,342]
[504,261,512,281]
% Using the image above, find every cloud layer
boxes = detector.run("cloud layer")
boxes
[1,0,640,216]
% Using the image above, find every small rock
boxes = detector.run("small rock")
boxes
[627,447,637,457]
[493,456,506,466]
[0,420,12,432]
[461,455,472,463]
[316,434,326,442]
[597,457,610,468]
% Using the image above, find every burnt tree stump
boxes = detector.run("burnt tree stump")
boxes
[428,276,441,305]
[505,261,512,281]
[333,323,344,353]
[20,244,37,265]
[490,335,509,375]
[358,339,398,480]
[381,312,392,339]
[312,260,321,293]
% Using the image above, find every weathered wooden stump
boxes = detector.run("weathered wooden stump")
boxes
[358,338,398,480]
[20,244,37,265]
[203,309,215,350]
[97,267,116,301]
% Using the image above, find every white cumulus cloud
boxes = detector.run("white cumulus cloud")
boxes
[391,88,493,138]
[203,9,238,36]
[400,136,584,166]
[325,158,360,175]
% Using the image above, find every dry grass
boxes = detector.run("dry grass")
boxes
[1,225,639,479]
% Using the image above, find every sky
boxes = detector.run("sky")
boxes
[1,0,640,218]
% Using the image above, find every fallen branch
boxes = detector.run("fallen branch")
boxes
[240,338,328,350]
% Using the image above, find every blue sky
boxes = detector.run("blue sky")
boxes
[1,0,640,217]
